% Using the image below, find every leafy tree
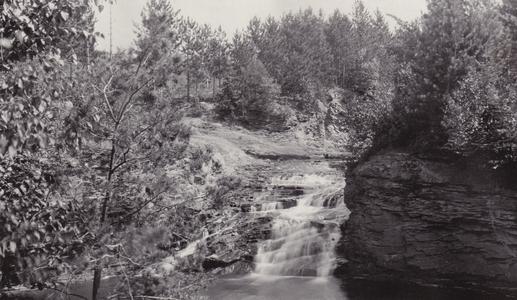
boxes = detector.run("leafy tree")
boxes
[0,155,86,288]
[443,2,517,167]
[0,0,99,157]
[0,0,100,290]
[58,51,188,299]
[390,0,495,149]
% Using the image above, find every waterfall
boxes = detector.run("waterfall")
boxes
[253,173,349,277]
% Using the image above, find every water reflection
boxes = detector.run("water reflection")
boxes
[342,279,516,300]
[205,274,347,300]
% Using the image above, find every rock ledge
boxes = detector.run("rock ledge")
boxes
[337,151,517,296]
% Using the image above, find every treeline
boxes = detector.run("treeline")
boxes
[215,0,517,170]
[216,3,394,126]
[129,1,394,127]
[134,0,230,102]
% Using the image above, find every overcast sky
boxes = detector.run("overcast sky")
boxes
[95,0,428,51]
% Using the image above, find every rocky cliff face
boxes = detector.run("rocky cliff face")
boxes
[337,151,517,296]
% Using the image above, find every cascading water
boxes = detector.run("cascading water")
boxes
[254,173,349,277]
[206,161,350,300]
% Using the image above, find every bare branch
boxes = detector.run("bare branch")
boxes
[112,191,166,225]
[135,51,152,77]
[112,146,131,174]
[93,75,116,123]
[116,78,153,127]
[120,262,134,300]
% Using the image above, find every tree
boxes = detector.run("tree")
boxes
[0,0,99,157]
[135,0,183,90]
[276,9,332,97]
[135,0,181,65]
[325,10,353,87]
[204,26,230,99]
[254,17,285,82]
[0,0,100,290]
[329,3,395,156]
[443,1,517,167]
[179,18,205,101]
[389,0,497,149]
[216,33,280,123]
[58,51,188,299]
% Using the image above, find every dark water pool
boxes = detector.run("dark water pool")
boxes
[204,274,517,300]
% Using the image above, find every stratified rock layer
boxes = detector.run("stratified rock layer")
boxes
[338,151,517,295]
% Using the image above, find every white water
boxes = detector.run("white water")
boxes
[206,166,350,300]
[254,172,349,277]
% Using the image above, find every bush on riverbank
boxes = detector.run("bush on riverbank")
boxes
[346,0,517,172]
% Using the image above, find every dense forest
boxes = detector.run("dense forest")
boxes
[1,0,517,299]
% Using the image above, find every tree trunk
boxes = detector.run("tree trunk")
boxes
[92,142,115,300]
[92,267,102,300]
[100,143,115,224]
[0,253,19,288]
[186,55,191,102]
[212,77,216,100]
[187,69,191,102]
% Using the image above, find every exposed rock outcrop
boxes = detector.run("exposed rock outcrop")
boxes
[337,151,517,296]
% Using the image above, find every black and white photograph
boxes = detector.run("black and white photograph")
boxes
[1,0,517,299]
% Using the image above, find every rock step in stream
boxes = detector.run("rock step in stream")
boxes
[250,170,349,278]
[205,159,351,300]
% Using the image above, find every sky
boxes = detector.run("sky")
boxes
[95,0,428,51]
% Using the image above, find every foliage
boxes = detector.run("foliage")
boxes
[135,0,181,66]
[215,3,395,137]
[443,66,517,167]
[216,33,281,125]
[0,0,100,290]
[344,0,517,170]
[0,0,98,157]
[387,0,503,149]
[0,156,87,288]
[208,176,243,209]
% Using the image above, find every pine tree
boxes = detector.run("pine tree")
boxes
[325,10,353,87]
[179,18,205,101]
[134,0,182,89]
[205,26,230,98]
[135,0,181,65]
[392,0,494,148]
